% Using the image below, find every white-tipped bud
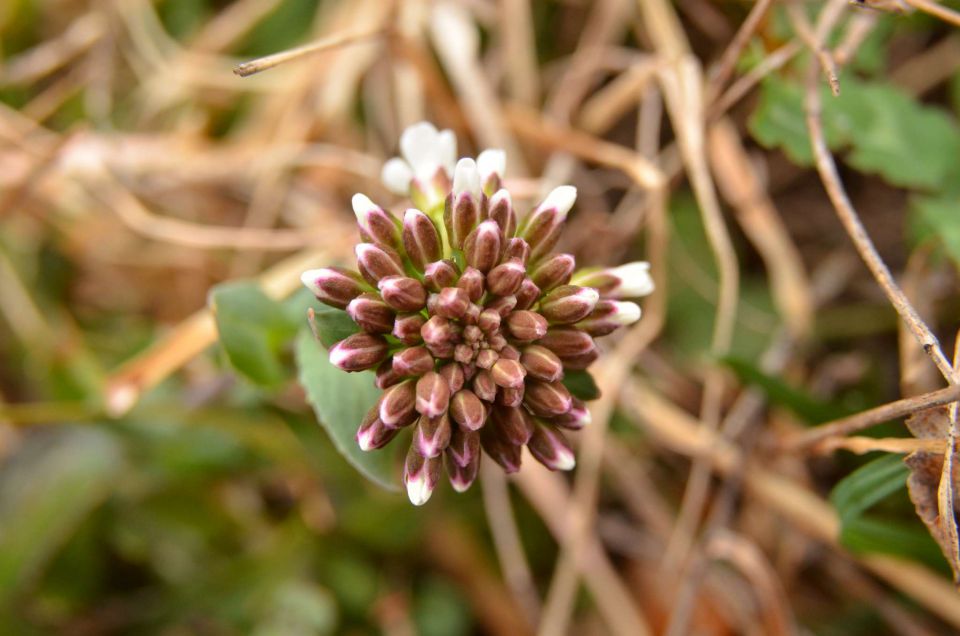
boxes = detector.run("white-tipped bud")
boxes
[351,193,378,222]
[608,261,654,297]
[406,470,434,506]
[436,129,457,176]
[535,185,577,220]
[453,157,481,200]
[610,300,642,324]
[477,148,506,181]
[381,157,414,194]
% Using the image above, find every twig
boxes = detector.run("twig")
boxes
[900,0,960,27]
[816,436,948,455]
[706,0,777,102]
[709,41,801,120]
[233,27,386,77]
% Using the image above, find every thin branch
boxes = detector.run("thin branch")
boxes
[900,0,960,27]
[706,0,777,102]
[233,27,386,77]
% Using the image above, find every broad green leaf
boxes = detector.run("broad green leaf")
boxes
[840,516,947,570]
[910,194,960,268]
[0,427,124,601]
[308,306,360,349]
[748,77,819,165]
[830,454,909,523]
[295,329,399,491]
[210,281,297,387]
[562,370,600,401]
[722,356,849,424]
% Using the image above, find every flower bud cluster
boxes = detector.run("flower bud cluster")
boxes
[302,122,653,505]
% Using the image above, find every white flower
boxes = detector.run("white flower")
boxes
[535,185,578,220]
[452,157,481,200]
[381,122,457,197]
[609,262,654,297]
[477,148,506,183]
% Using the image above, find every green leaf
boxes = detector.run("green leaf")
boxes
[294,329,399,491]
[562,370,600,401]
[308,306,360,349]
[840,516,947,569]
[830,454,908,524]
[910,194,960,268]
[210,281,298,387]
[722,356,849,424]
[0,427,124,601]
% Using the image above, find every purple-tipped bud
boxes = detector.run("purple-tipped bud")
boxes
[472,369,497,401]
[528,422,576,471]
[505,310,548,341]
[486,259,526,296]
[424,260,459,291]
[476,348,499,370]
[380,379,417,427]
[575,300,642,336]
[352,193,400,247]
[402,209,442,270]
[329,333,389,371]
[300,267,366,309]
[392,346,435,377]
[439,363,465,393]
[572,261,654,299]
[491,358,526,388]
[560,348,599,370]
[477,308,501,333]
[530,254,575,291]
[446,452,480,492]
[502,237,530,264]
[450,390,486,431]
[554,397,592,430]
[435,287,470,319]
[416,371,451,418]
[486,295,517,316]
[378,276,427,311]
[347,293,395,333]
[447,426,480,467]
[356,243,405,284]
[481,429,522,473]
[521,186,576,261]
[488,189,517,237]
[464,220,503,273]
[538,327,595,358]
[457,267,485,302]
[492,405,534,446]
[356,408,400,451]
[478,149,506,196]
[520,345,564,382]
[404,447,442,506]
[497,385,525,407]
[539,285,600,324]
[524,380,573,417]
[376,359,403,389]
[414,413,452,458]
[514,278,541,310]
[393,313,425,345]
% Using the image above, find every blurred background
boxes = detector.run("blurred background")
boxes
[2,0,960,634]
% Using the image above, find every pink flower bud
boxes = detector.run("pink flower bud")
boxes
[450,389,486,431]
[379,380,418,427]
[486,259,526,296]
[435,287,470,319]
[575,300,642,336]
[378,276,427,311]
[477,308,502,333]
[520,345,564,382]
[491,358,526,389]
[414,413,452,458]
[356,405,400,451]
[523,380,573,417]
[530,254,575,291]
[416,371,451,418]
[496,385,524,407]
[375,359,403,389]
[346,293,395,333]
[446,426,480,467]
[352,193,399,247]
[393,313,426,345]
[514,278,541,310]
[402,209,442,270]
[472,369,497,401]
[392,346,435,377]
[539,285,600,324]
[446,452,480,492]
[424,260,459,291]
[464,220,503,273]
[422,316,456,346]
[456,267,485,302]
[573,261,654,298]
[491,405,534,446]
[477,149,506,196]
[329,333,389,371]
[485,295,517,316]
[502,237,530,264]
[439,362,465,393]
[481,429,522,473]
[559,348,599,370]
[505,310,548,341]
[300,267,366,309]
[528,422,576,471]
[520,186,576,262]
[554,397,591,430]
[356,243,405,284]
[404,446,442,506]
[476,348,499,370]
[538,327,595,358]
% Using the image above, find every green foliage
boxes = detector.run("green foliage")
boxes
[308,305,360,349]
[910,194,960,269]
[562,369,600,401]
[830,454,908,523]
[295,330,401,491]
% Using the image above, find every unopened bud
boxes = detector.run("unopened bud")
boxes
[402,209,442,270]
[378,276,427,311]
[352,193,399,247]
[379,379,417,427]
[539,285,600,324]
[347,293,395,333]
[445,159,481,248]
[502,237,530,264]
[520,345,563,382]
[528,422,576,471]
[520,186,576,261]
[472,369,497,401]
[576,300,641,336]
[392,346,435,376]
[457,267,485,302]
[477,308,501,333]
[414,413,452,458]
[554,397,591,430]
[356,243,405,284]
[492,405,534,446]
[486,259,525,296]
[464,220,503,273]
[450,389,486,431]
[530,254,575,291]
[300,267,366,309]
[435,287,470,319]
[416,371,451,418]
[329,333,389,371]
[446,452,480,492]
[488,189,516,236]
[477,149,506,195]
[439,362,465,393]
[497,385,525,407]
[476,348,499,370]
[404,447,442,506]
[375,359,403,389]
[560,348,599,370]
[538,327,595,357]
[446,426,480,467]
[523,380,573,417]
[481,428,522,473]
[393,313,425,344]
[506,310,548,341]
[454,343,474,365]
[424,260,459,291]
[573,261,654,298]
[491,358,526,388]
[485,295,517,316]
[356,408,400,451]
[514,278,541,310]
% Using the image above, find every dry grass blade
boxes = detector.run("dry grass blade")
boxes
[233,27,386,77]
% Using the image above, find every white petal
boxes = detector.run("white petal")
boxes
[536,185,577,220]
[554,447,576,471]
[436,129,458,176]
[357,428,376,451]
[489,188,511,208]
[381,157,413,194]
[452,157,481,199]
[611,301,642,325]
[300,269,324,296]
[610,261,654,297]
[400,121,440,172]
[405,472,434,506]
[477,148,506,180]
[351,193,379,222]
